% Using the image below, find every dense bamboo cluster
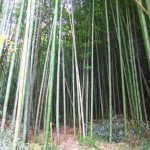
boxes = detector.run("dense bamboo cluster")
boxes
[0,0,150,149]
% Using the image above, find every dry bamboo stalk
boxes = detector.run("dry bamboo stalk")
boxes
[135,0,149,15]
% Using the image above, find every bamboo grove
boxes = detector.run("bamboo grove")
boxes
[0,0,150,149]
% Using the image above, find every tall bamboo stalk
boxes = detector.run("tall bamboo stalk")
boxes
[105,0,112,143]
[137,0,150,68]
[13,0,32,149]
[90,0,94,138]
[56,0,63,142]
[43,0,59,148]
[1,0,25,129]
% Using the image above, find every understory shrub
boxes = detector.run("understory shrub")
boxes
[0,128,29,150]
[92,115,125,142]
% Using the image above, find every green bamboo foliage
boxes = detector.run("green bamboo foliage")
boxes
[0,0,10,97]
[1,0,25,129]
[0,0,149,148]
[0,0,10,58]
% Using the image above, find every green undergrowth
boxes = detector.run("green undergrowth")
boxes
[90,115,150,144]
[90,115,125,143]
[85,115,150,149]
[139,138,150,150]
[0,128,28,150]
[78,137,101,150]
[0,120,150,150]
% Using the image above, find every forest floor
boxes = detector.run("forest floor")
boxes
[28,125,147,150]
[1,119,150,150]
